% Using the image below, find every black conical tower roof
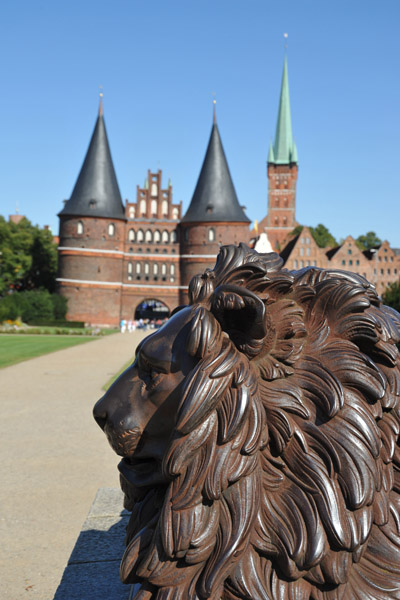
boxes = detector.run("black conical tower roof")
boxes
[59,100,125,220]
[182,115,249,223]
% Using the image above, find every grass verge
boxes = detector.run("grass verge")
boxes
[0,325,118,336]
[102,357,134,391]
[0,334,96,368]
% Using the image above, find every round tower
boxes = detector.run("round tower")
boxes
[179,104,250,303]
[57,96,126,326]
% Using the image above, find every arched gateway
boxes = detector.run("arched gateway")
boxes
[134,299,170,321]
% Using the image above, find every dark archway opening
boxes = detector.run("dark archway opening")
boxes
[134,299,170,323]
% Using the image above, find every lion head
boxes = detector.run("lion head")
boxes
[94,244,400,599]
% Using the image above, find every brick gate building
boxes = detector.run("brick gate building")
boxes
[57,98,250,326]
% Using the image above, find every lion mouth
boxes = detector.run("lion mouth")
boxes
[104,426,142,457]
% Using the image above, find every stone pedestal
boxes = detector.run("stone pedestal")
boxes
[53,488,133,600]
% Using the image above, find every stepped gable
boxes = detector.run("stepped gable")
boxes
[59,96,125,220]
[182,106,249,224]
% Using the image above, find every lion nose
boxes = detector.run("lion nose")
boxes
[93,396,108,430]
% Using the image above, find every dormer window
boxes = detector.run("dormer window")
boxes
[89,199,97,209]
[206,204,214,214]
[77,221,84,235]
[108,223,115,236]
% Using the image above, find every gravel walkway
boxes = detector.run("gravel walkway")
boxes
[0,330,147,600]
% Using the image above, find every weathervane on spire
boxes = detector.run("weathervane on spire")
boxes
[283,32,288,52]
[212,92,217,124]
[98,85,103,116]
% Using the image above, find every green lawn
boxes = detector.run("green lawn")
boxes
[0,335,96,368]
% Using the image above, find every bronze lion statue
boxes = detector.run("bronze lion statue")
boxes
[94,244,400,599]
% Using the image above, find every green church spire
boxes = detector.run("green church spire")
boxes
[271,56,297,164]
[268,140,275,162]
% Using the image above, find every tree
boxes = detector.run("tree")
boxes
[309,224,338,248]
[27,227,58,292]
[290,223,337,248]
[356,231,382,251]
[0,216,58,294]
[383,281,400,314]
[0,216,33,293]
[290,225,304,237]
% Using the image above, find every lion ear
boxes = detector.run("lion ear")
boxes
[211,284,266,359]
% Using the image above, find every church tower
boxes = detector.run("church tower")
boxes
[179,104,250,302]
[57,96,126,326]
[264,57,298,250]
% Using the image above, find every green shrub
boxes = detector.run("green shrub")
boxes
[0,290,68,323]
[28,319,84,328]
[0,293,29,321]
[22,290,53,321]
[383,281,400,314]
[51,294,68,320]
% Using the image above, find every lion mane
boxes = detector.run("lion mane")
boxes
[118,244,400,600]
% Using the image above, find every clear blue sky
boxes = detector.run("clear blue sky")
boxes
[1,0,399,246]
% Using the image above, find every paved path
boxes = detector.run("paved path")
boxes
[0,330,148,600]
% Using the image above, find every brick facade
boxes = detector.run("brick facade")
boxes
[58,171,400,327]
[261,162,298,251]
[58,170,252,325]
[280,228,400,294]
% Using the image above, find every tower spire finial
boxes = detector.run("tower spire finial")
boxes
[283,32,288,53]
[98,86,103,116]
[212,92,217,124]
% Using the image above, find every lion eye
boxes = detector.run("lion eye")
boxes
[139,356,158,379]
